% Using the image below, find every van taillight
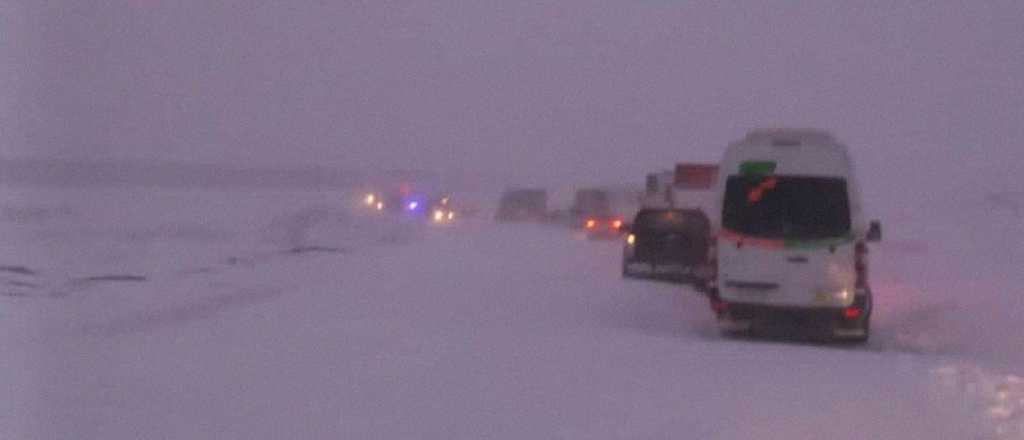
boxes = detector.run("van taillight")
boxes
[854,242,868,289]
[842,306,863,320]
[711,297,728,314]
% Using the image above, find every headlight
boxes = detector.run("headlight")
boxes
[364,194,375,205]
[433,210,444,222]
[626,234,635,245]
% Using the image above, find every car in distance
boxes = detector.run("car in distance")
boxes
[571,187,640,239]
[495,189,548,222]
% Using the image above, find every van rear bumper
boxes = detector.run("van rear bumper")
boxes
[725,303,843,321]
[715,294,871,335]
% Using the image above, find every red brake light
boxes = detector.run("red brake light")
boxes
[612,220,623,229]
[585,219,597,229]
[843,306,863,320]
[711,298,728,314]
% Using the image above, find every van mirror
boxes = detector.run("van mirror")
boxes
[866,220,882,242]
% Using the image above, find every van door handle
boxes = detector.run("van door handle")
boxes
[787,256,809,263]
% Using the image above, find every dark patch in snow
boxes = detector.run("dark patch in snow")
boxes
[78,286,282,336]
[78,275,148,283]
[153,224,233,242]
[58,275,149,295]
[115,224,234,244]
[0,204,75,223]
[0,265,36,276]
[0,275,43,298]
[180,267,215,275]
[986,191,1024,213]
[224,256,255,266]
[264,206,333,249]
[285,245,346,255]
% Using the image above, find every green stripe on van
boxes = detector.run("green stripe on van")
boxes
[739,161,776,177]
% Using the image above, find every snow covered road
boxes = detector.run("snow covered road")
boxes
[2,188,1021,439]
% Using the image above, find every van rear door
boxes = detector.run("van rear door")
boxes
[718,175,856,307]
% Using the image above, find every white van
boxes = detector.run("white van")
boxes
[709,129,881,342]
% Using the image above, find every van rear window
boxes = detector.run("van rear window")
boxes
[722,176,850,240]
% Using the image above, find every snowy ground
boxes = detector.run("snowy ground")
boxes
[1,187,1022,439]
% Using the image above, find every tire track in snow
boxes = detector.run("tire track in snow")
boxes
[0,265,36,276]
[46,274,152,298]
[0,265,44,298]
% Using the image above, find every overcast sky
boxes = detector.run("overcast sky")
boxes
[2,1,1022,198]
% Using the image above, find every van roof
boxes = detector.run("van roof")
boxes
[721,128,852,177]
[742,128,836,146]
